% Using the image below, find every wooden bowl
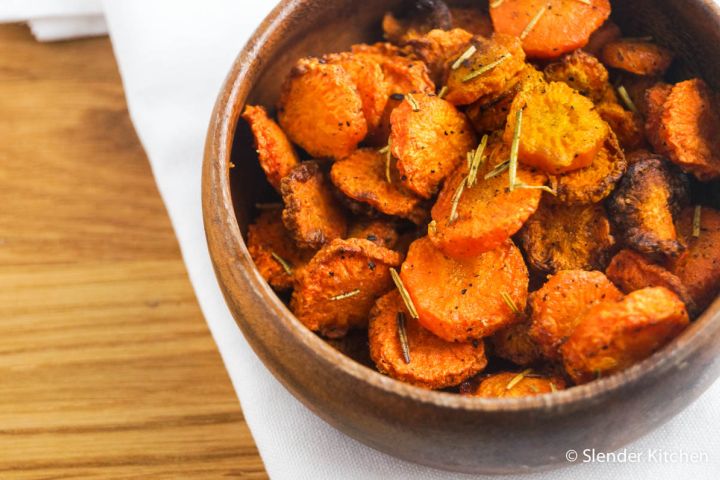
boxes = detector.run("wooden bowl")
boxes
[203,0,720,473]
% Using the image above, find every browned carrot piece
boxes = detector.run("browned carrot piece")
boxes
[469,372,566,398]
[247,210,314,291]
[584,20,622,57]
[505,81,609,174]
[406,28,474,84]
[381,1,452,44]
[658,79,720,181]
[561,287,689,384]
[347,218,400,250]
[281,162,348,249]
[390,93,476,199]
[450,7,494,37]
[606,249,696,315]
[278,57,367,159]
[400,236,529,342]
[668,207,720,313]
[369,291,488,389]
[444,33,526,106]
[330,149,426,224]
[529,270,623,361]
[543,49,611,103]
[429,137,545,259]
[596,101,646,151]
[291,238,402,338]
[601,40,674,76]
[242,105,299,192]
[520,202,616,274]
[490,317,541,366]
[490,0,611,60]
[644,82,672,153]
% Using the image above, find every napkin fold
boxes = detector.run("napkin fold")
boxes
[5,0,720,478]
[0,0,105,41]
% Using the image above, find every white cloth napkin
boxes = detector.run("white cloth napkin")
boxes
[5,1,720,478]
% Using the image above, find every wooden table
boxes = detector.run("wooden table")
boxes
[0,24,267,479]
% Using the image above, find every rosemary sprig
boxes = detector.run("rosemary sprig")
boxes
[693,205,702,237]
[378,145,390,155]
[448,176,468,225]
[506,369,533,390]
[513,182,557,195]
[438,85,449,99]
[390,268,419,319]
[462,53,512,82]
[452,44,477,70]
[396,312,411,364]
[617,85,639,114]
[466,151,473,169]
[484,160,510,180]
[467,134,489,187]
[330,289,361,301]
[384,139,393,183]
[271,252,293,276]
[406,93,420,112]
[508,108,523,192]
[521,5,547,40]
[500,291,520,314]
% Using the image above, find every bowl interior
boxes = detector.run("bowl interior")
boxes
[226,0,720,407]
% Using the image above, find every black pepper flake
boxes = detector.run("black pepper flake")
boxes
[368,261,376,271]
[366,234,378,241]
[461,288,468,295]
[390,93,405,101]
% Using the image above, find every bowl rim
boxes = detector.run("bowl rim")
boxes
[203,0,720,413]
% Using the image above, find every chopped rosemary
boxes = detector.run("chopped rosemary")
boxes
[466,151,473,169]
[438,85,449,99]
[489,0,505,8]
[330,289,361,301]
[506,369,533,390]
[385,139,393,183]
[617,85,639,114]
[428,220,438,235]
[575,0,592,5]
[378,145,390,154]
[550,382,558,393]
[271,252,293,276]
[484,160,510,180]
[462,53,512,82]
[520,5,547,40]
[452,44,477,70]
[390,268,420,319]
[406,93,420,112]
[693,205,702,237]
[448,176,468,225]
[467,134,489,187]
[255,202,283,210]
[500,291,520,314]
[397,312,411,364]
[508,108,523,192]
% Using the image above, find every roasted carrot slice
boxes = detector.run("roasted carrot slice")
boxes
[369,291,488,389]
[281,162,348,249]
[606,249,696,315]
[429,136,545,259]
[406,28,474,84]
[444,33,526,106]
[347,218,400,250]
[400,236,529,342]
[504,81,609,174]
[390,93,477,199]
[519,202,616,274]
[529,270,623,361]
[325,52,388,133]
[291,238,402,338]
[247,210,314,291]
[561,287,689,384]
[469,371,566,398]
[490,0,611,60]
[450,7,494,37]
[644,82,672,153]
[658,79,720,181]
[381,0,452,44]
[668,206,720,313]
[596,100,646,151]
[330,148,426,224]
[543,49,611,103]
[552,130,626,205]
[242,105,300,192]
[490,317,541,366]
[601,40,674,76]
[584,20,622,57]
[607,157,690,259]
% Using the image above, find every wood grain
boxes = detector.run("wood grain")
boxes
[0,24,267,479]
